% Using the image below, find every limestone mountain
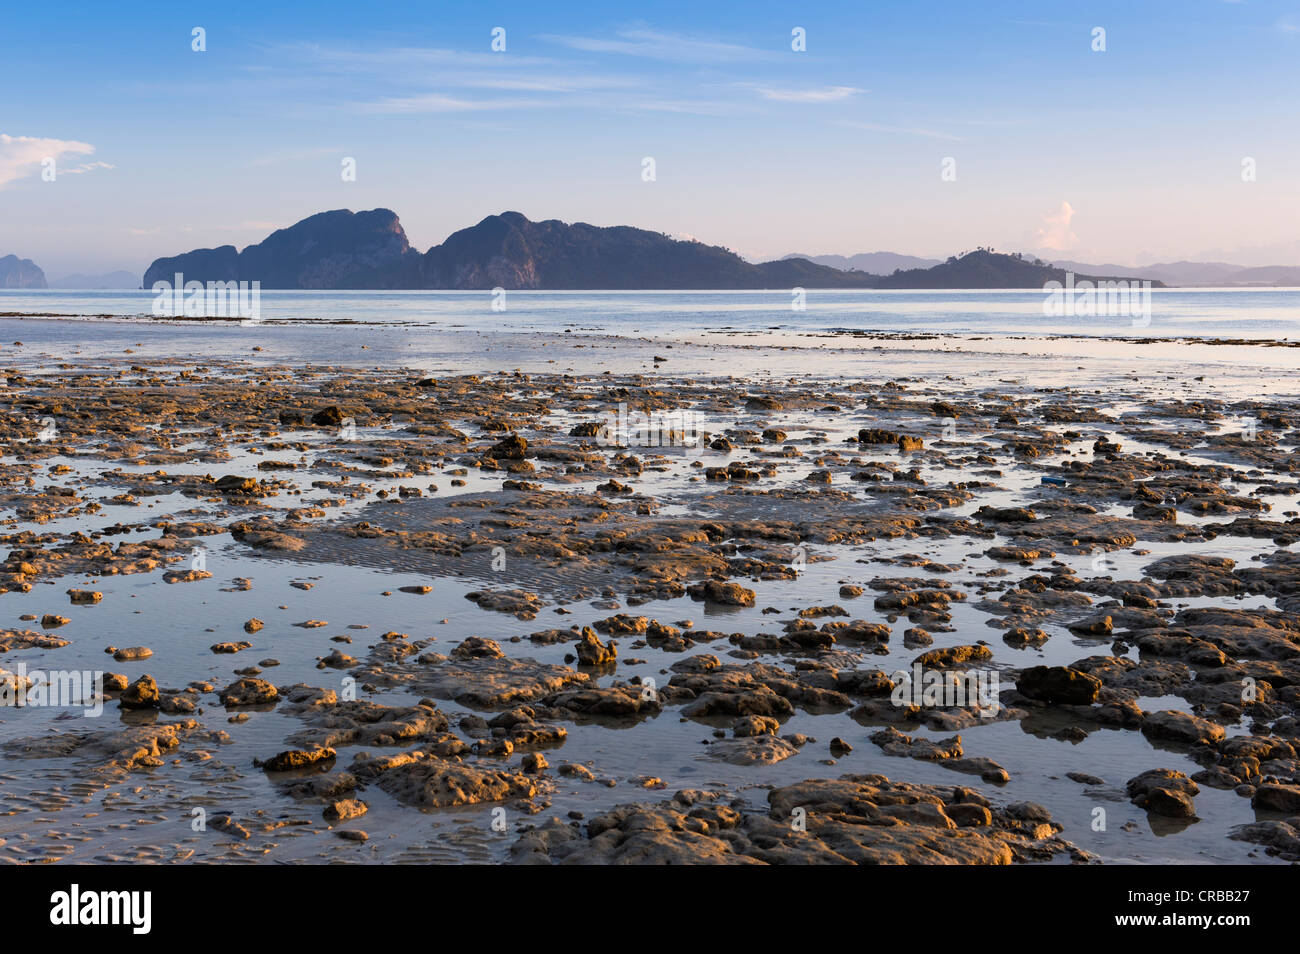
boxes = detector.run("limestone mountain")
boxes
[420,211,875,289]
[145,209,876,290]
[142,209,423,289]
[0,254,48,289]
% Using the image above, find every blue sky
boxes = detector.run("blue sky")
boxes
[3,0,1299,276]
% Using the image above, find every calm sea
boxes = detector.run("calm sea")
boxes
[2,288,1299,339]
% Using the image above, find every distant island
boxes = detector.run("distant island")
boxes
[0,254,47,289]
[783,251,941,273]
[873,249,1164,289]
[141,210,1153,291]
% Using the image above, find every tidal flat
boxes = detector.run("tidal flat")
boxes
[0,321,1297,864]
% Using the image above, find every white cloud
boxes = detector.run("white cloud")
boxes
[539,28,772,62]
[1034,200,1077,250]
[358,90,744,117]
[271,37,763,118]
[59,160,115,175]
[267,42,561,75]
[358,93,544,114]
[754,86,862,103]
[0,133,101,187]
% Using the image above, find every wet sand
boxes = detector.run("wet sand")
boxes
[1,320,1298,864]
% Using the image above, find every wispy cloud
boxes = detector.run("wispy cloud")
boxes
[261,42,564,77]
[266,40,674,115]
[753,85,862,103]
[0,133,102,187]
[358,93,547,114]
[463,75,639,93]
[614,96,751,115]
[59,160,115,175]
[835,121,964,142]
[539,28,772,62]
[263,41,633,91]
[360,90,746,116]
